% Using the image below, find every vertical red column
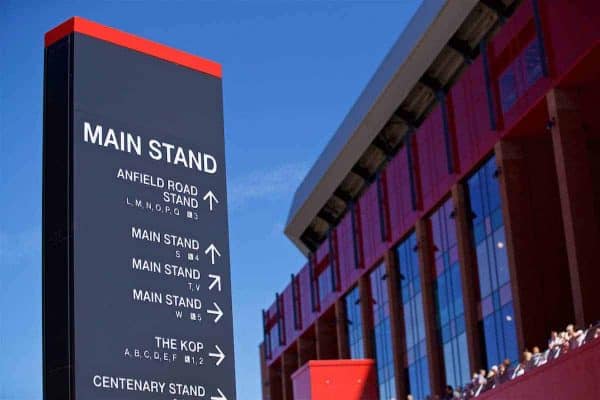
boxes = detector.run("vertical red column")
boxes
[260,344,271,400]
[281,351,297,400]
[547,88,600,327]
[451,184,484,371]
[358,275,375,359]
[415,219,445,396]
[335,299,350,359]
[495,137,575,350]
[493,141,527,353]
[268,360,284,400]
[315,309,339,360]
[384,249,408,400]
[297,328,317,367]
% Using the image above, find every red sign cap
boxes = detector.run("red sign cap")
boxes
[45,17,222,78]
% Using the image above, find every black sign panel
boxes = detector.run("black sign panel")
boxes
[43,19,235,400]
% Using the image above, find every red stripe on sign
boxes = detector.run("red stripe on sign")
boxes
[45,17,222,78]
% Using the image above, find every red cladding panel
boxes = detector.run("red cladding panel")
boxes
[320,291,336,312]
[385,148,419,243]
[449,58,497,171]
[266,301,282,360]
[358,183,385,269]
[282,285,296,348]
[490,1,534,59]
[579,85,600,135]
[315,238,329,264]
[336,213,359,293]
[353,203,365,269]
[267,302,278,324]
[488,3,534,82]
[542,0,600,77]
[414,113,433,206]
[415,105,454,210]
[298,265,315,330]
[291,360,378,400]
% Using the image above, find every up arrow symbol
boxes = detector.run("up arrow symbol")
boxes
[207,302,223,323]
[205,244,221,265]
[208,274,222,292]
[211,389,227,400]
[203,190,219,211]
[208,345,226,366]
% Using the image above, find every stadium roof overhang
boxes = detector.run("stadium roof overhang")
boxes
[285,0,521,255]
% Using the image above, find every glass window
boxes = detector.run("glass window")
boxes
[397,233,431,400]
[501,302,518,362]
[430,199,471,389]
[494,228,510,286]
[268,322,279,356]
[499,66,518,112]
[345,286,364,359]
[370,264,396,400]
[467,156,518,367]
[499,37,544,113]
[524,39,543,87]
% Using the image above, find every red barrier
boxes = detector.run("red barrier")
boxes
[291,360,377,400]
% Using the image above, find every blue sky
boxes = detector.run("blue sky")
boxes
[0,1,420,399]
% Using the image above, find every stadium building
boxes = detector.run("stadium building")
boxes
[259,1,600,399]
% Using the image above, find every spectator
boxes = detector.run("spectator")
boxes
[551,331,569,358]
[442,385,454,400]
[484,366,498,391]
[566,324,584,349]
[477,369,487,386]
[547,331,564,361]
[531,346,545,366]
[472,371,487,397]
[497,364,508,384]
[473,380,485,397]
[560,334,570,355]
[511,351,530,378]
[453,386,462,399]
[548,330,560,349]
[559,331,568,344]
[511,363,523,379]
[464,372,479,398]
[502,358,513,377]
[523,350,535,371]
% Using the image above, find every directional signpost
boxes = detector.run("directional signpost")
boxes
[42,17,236,400]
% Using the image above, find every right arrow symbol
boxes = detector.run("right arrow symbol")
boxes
[211,388,227,400]
[208,344,226,366]
[203,190,219,211]
[207,302,223,323]
[205,243,221,265]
